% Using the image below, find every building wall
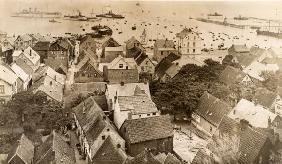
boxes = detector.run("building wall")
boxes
[177,33,201,55]
[74,61,104,83]
[15,38,32,50]
[127,137,173,156]
[109,59,134,70]
[192,113,216,136]
[138,58,155,75]
[153,49,176,63]
[0,80,15,103]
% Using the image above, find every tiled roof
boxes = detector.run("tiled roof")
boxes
[155,52,181,78]
[32,41,50,51]
[107,55,137,69]
[165,63,181,79]
[122,115,173,144]
[23,46,40,65]
[34,131,76,164]
[107,82,151,101]
[72,96,104,133]
[196,92,232,127]
[0,63,18,85]
[31,75,64,102]
[155,153,182,164]
[105,46,124,52]
[154,39,175,49]
[11,63,30,82]
[217,116,270,164]
[18,34,32,42]
[219,66,247,85]
[124,149,162,164]
[228,99,277,128]
[6,134,34,164]
[14,58,34,75]
[92,136,127,164]
[135,53,148,65]
[191,149,216,164]
[253,87,277,109]
[33,65,66,85]
[118,94,158,114]
[105,69,139,84]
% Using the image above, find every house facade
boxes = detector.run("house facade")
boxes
[192,92,232,136]
[12,47,40,72]
[176,28,202,55]
[113,90,160,129]
[14,34,33,50]
[103,46,124,63]
[135,53,155,75]
[125,36,146,58]
[11,63,32,91]
[120,115,174,156]
[45,38,73,71]
[72,96,125,162]
[153,39,177,63]
[0,64,19,103]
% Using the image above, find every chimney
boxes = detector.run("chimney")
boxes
[240,119,249,131]
[128,112,132,119]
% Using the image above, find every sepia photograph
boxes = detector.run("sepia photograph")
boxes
[0,0,282,163]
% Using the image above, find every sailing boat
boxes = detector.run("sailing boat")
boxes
[140,29,147,45]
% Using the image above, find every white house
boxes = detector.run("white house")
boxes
[10,63,32,91]
[176,28,202,55]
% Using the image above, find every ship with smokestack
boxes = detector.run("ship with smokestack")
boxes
[11,8,62,18]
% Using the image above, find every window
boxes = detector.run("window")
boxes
[0,85,4,94]
[126,66,129,70]
[153,112,156,115]
[107,128,110,132]
[210,126,213,132]
[119,64,123,68]
[161,51,163,55]
[193,42,196,47]
[187,49,189,53]
[193,49,196,53]
[117,144,121,148]
[139,115,141,118]
[147,114,150,116]
[102,135,106,140]
[194,36,196,40]
[187,42,190,47]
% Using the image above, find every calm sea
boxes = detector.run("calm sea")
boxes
[1,1,282,48]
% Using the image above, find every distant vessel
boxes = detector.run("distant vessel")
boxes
[49,18,60,23]
[234,15,248,20]
[96,10,125,19]
[66,11,88,21]
[207,12,223,17]
[11,8,62,18]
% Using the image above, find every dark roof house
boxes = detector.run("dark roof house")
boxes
[6,134,34,164]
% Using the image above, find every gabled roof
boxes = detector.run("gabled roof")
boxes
[118,94,158,115]
[72,96,104,134]
[29,33,45,42]
[105,46,124,52]
[34,131,76,164]
[11,63,30,82]
[17,34,32,42]
[105,69,139,84]
[219,66,247,85]
[165,63,181,79]
[135,53,148,65]
[216,116,270,164]
[7,134,34,164]
[15,58,34,75]
[107,82,151,101]
[23,47,40,65]
[107,55,137,69]
[253,87,278,109]
[229,44,249,53]
[228,99,277,128]
[243,62,279,81]
[154,39,175,49]
[196,92,232,127]
[44,58,68,74]
[12,50,23,57]
[176,28,199,39]
[33,65,66,85]
[155,53,181,79]
[122,115,173,144]
[32,41,50,51]
[92,136,127,164]
[154,153,182,164]
[191,149,217,164]
[32,75,64,102]
[124,149,162,164]
[0,63,17,85]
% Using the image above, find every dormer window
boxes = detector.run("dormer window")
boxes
[119,64,123,68]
